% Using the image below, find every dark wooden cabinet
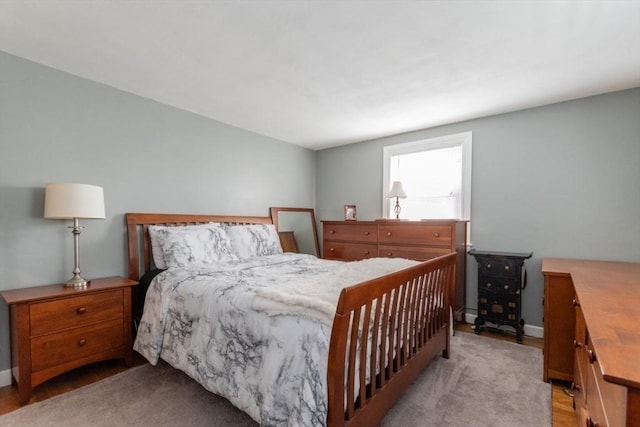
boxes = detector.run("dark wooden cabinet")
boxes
[468,249,532,343]
[1,276,138,405]
[322,219,467,321]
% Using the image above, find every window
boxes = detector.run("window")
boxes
[382,132,472,220]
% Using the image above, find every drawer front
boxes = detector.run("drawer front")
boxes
[30,290,124,335]
[378,245,450,261]
[378,224,452,246]
[479,277,521,294]
[478,292,519,323]
[323,242,376,260]
[31,318,124,372]
[476,257,521,279]
[324,224,377,243]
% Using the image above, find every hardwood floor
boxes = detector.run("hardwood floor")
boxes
[0,325,576,426]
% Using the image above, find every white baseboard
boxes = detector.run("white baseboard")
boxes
[464,313,543,339]
[0,368,12,387]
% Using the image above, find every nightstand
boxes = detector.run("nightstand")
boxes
[1,276,138,405]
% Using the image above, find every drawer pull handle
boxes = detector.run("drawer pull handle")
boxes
[587,349,597,364]
[503,285,509,290]
[434,232,440,237]
[572,299,579,307]
[364,231,370,235]
[486,283,492,288]
[387,232,392,236]
[330,230,335,234]
[364,251,370,255]
[573,339,582,349]
[78,339,87,347]
[387,252,392,256]
[77,307,87,315]
[487,264,492,269]
[330,248,335,252]
[504,265,510,270]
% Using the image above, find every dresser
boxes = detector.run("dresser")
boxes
[542,259,640,427]
[1,276,138,405]
[321,219,467,320]
[468,250,532,343]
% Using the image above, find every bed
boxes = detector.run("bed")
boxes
[126,212,455,427]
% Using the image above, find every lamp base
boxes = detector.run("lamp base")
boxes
[65,274,89,289]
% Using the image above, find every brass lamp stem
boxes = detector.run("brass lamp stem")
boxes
[66,217,88,288]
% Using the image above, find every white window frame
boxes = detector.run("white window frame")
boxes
[382,131,472,220]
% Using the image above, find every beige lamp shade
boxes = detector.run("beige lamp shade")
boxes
[387,181,407,199]
[44,183,105,219]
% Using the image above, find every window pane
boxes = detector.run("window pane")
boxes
[389,146,463,219]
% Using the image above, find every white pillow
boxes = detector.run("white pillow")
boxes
[226,224,283,260]
[150,223,236,268]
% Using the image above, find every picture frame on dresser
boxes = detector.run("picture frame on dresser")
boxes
[343,205,357,221]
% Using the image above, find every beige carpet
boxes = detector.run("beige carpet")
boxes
[0,332,550,426]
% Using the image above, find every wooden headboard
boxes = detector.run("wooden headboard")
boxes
[125,212,273,281]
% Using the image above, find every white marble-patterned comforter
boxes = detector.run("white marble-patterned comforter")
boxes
[133,253,418,426]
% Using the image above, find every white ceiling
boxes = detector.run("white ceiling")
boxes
[1,1,639,150]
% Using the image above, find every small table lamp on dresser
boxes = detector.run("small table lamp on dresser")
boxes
[387,181,407,219]
[44,182,105,288]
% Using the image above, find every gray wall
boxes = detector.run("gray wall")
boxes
[0,52,316,371]
[317,88,640,330]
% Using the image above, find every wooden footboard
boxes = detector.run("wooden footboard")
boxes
[327,252,456,427]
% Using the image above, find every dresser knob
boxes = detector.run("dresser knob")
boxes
[364,231,370,235]
[504,265,510,270]
[330,230,335,234]
[573,339,582,349]
[487,264,492,269]
[78,339,87,347]
[572,299,580,307]
[387,232,392,236]
[387,252,392,256]
[571,382,581,392]
[434,232,440,237]
[587,349,597,364]
[364,251,370,255]
[504,285,509,290]
[586,417,599,427]
[486,283,492,288]
[77,307,86,315]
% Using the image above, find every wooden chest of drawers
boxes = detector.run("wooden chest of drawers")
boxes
[542,259,640,427]
[1,276,138,405]
[468,249,532,343]
[322,219,467,320]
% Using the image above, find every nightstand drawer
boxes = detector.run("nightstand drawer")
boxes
[476,258,520,279]
[479,278,520,294]
[324,241,377,260]
[30,289,124,335]
[378,224,452,246]
[378,245,450,261]
[31,318,124,372]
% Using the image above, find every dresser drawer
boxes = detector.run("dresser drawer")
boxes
[476,258,520,279]
[30,290,124,335]
[324,241,376,260]
[479,277,521,294]
[324,223,377,243]
[31,318,124,372]
[477,293,518,322]
[378,245,450,261]
[378,224,452,246]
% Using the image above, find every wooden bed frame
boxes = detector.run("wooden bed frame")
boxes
[126,212,455,427]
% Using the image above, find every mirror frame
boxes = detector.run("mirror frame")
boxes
[270,207,320,257]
